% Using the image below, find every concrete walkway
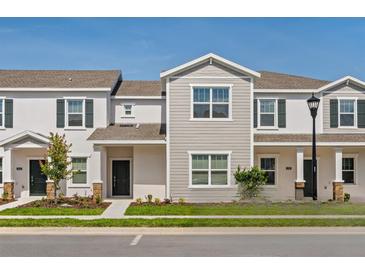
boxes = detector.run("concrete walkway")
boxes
[101,199,133,218]
[0,196,40,211]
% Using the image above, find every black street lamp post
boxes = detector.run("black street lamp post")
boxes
[307,93,320,200]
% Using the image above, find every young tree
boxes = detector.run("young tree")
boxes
[40,133,72,203]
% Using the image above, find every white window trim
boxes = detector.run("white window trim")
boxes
[64,97,86,130]
[121,102,136,118]
[257,154,279,187]
[338,97,357,129]
[69,156,89,186]
[257,98,278,130]
[188,151,232,188]
[342,153,358,185]
[0,97,6,130]
[190,84,233,121]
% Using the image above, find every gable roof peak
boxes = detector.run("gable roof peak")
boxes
[317,75,365,92]
[160,53,260,78]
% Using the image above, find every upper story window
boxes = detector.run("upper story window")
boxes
[339,99,356,127]
[121,103,135,118]
[66,99,84,127]
[192,86,231,120]
[259,99,276,127]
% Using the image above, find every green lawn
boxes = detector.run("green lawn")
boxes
[125,202,365,216]
[1,218,365,227]
[0,207,106,216]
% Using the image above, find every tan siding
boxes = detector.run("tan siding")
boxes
[169,62,252,202]
[323,83,365,133]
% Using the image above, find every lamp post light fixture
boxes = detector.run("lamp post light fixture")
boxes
[307,93,320,200]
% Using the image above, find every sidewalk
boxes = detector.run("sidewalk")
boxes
[0,214,365,220]
[2,227,365,235]
[0,197,39,211]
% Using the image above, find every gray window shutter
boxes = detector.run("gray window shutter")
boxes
[358,100,365,128]
[254,99,257,128]
[4,99,13,128]
[278,99,286,128]
[56,99,65,128]
[330,99,338,128]
[85,99,94,128]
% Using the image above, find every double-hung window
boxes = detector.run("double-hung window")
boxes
[67,99,84,127]
[260,157,276,185]
[339,99,355,127]
[191,153,230,186]
[342,157,355,184]
[71,158,87,184]
[192,87,230,119]
[259,99,276,127]
[121,103,135,118]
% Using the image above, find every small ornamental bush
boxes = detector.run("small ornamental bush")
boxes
[344,193,351,202]
[154,198,161,205]
[178,197,186,205]
[145,194,153,203]
[234,166,268,200]
[135,198,143,205]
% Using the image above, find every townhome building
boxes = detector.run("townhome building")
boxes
[0,53,364,202]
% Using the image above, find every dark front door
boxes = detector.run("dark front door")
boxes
[29,160,47,196]
[303,160,313,197]
[112,160,130,196]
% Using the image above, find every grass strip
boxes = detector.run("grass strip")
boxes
[0,208,106,216]
[125,203,365,216]
[0,218,365,227]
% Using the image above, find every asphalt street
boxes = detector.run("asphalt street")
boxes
[1,233,365,256]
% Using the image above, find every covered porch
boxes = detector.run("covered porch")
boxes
[88,123,166,200]
[254,134,365,202]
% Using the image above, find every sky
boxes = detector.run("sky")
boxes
[1,18,365,80]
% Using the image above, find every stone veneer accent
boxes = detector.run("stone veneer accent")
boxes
[93,182,103,203]
[46,180,55,200]
[295,181,305,200]
[333,181,344,202]
[3,182,14,200]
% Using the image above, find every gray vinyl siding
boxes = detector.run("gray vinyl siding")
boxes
[169,61,252,202]
[323,82,365,133]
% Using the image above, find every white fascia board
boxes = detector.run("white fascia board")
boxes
[0,130,49,146]
[0,88,111,92]
[88,140,167,145]
[317,76,365,92]
[160,53,261,79]
[254,142,365,147]
[111,96,166,100]
[255,89,318,94]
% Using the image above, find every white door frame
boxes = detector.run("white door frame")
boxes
[109,158,133,198]
[27,157,46,197]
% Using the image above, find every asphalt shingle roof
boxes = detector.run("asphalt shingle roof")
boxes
[255,71,330,89]
[88,123,166,141]
[112,80,164,96]
[0,70,120,89]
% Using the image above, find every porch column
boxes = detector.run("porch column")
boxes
[91,145,107,198]
[334,148,343,182]
[295,147,305,200]
[3,148,14,183]
[333,148,344,202]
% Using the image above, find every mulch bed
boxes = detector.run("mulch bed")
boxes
[0,199,15,206]
[18,197,111,209]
